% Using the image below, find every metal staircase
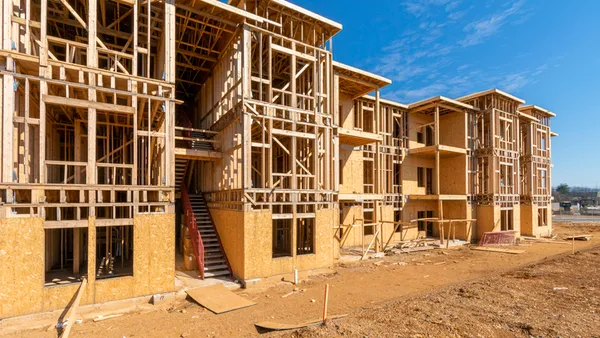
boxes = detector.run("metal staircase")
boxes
[187,193,231,278]
[190,131,214,151]
[175,158,188,188]
[177,111,229,279]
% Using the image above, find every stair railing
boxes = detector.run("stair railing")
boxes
[181,184,205,279]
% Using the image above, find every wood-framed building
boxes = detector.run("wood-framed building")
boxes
[0,0,556,319]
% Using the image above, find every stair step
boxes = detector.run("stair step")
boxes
[204,258,225,264]
[203,270,230,278]
[204,248,221,253]
[204,264,228,271]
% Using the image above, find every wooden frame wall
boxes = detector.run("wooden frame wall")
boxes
[0,0,176,226]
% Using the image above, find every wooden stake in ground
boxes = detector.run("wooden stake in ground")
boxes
[59,278,87,338]
[572,222,575,255]
[322,284,330,322]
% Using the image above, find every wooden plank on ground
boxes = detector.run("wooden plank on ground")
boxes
[58,278,87,338]
[186,284,255,314]
[470,247,525,254]
[255,314,347,331]
[564,234,592,241]
[521,238,570,244]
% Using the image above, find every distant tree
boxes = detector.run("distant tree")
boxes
[556,183,570,195]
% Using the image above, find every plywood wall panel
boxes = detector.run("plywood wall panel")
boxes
[211,208,246,279]
[0,218,44,318]
[133,213,175,297]
[339,145,363,194]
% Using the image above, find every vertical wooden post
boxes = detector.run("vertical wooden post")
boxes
[322,283,330,322]
[164,0,175,191]
[241,26,251,191]
[73,228,80,274]
[2,0,14,189]
[87,0,97,217]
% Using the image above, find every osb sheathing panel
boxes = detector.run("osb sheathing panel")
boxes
[41,284,80,313]
[512,205,521,236]
[442,201,473,241]
[476,205,501,239]
[243,210,273,279]
[520,204,536,236]
[132,213,175,298]
[243,209,336,280]
[439,111,467,148]
[377,206,402,244]
[402,156,435,195]
[439,155,467,195]
[402,200,438,239]
[339,145,363,194]
[93,277,136,304]
[407,113,433,149]
[1,214,175,319]
[212,208,246,279]
[339,205,363,247]
[339,93,356,129]
[0,218,44,318]
[313,208,337,269]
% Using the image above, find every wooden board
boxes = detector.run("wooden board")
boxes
[255,314,347,331]
[470,247,525,254]
[186,284,255,314]
[564,234,592,241]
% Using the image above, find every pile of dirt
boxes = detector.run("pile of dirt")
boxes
[287,247,600,338]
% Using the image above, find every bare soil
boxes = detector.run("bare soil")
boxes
[4,221,600,338]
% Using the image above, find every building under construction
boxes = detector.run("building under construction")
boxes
[0,0,556,318]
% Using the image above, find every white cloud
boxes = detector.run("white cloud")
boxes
[370,0,545,104]
[402,0,462,18]
[387,83,449,102]
[461,0,527,47]
[498,72,532,92]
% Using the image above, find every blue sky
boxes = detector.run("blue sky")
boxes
[288,0,600,188]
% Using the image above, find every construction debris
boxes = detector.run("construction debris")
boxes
[281,288,305,298]
[93,314,124,322]
[186,284,255,314]
[480,231,517,246]
[256,284,346,331]
[471,247,526,254]
[564,234,592,241]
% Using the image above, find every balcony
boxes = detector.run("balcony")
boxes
[174,126,222,161]
[408,144,466,158]
[338,128,383,146]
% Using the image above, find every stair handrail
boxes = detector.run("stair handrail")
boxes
[202,195,234,278]
[180,184,205,279]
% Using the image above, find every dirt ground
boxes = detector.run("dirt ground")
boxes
[4,221,600,338]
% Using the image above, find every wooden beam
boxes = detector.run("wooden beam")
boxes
[43,95,135,114]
